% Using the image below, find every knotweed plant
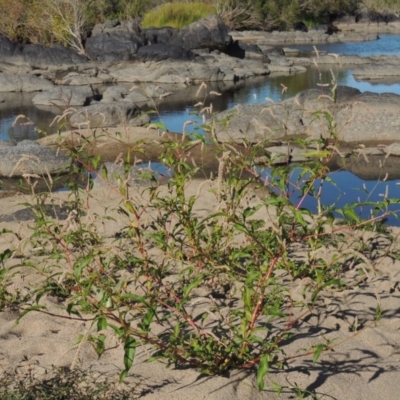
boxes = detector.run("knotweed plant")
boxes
[0,96,399,395]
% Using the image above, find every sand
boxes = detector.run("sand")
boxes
[1,177,400,400]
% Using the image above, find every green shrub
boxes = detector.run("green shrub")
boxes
[141,2,216,29]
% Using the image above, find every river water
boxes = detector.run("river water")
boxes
[3,34,400,224]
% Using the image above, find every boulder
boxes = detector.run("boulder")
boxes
[226,40,268,61]
[100,86,148,104]
[85,21,144,62]
[69,103,149,128]
[100,85,129,103]
[0,140,70,177]
[0,74,54,92]
[32,86,94,106]
[212,86,400,143]
[142,27,176,45]
[171,15,232,51]
[212,103,304,143]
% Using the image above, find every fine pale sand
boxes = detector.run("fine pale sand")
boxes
[1,178,400,400]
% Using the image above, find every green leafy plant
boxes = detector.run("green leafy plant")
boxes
[1,81,399,396]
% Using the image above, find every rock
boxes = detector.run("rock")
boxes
[144,84,167,98]
[137,44,194,61]
[212,103,304,143]
[336,154,400,180]
[57,71,114,86]
[171,15,232,51]
[100,86,129,103]
[226,40,268,61]
[212,86,400,143]
[380,143,400,157]
[123,91,148,104]
[264,146,310,164]
[282,47,300,56]
[85,21,144,62]
[0,74,54,92]
[0,36,87,66]
[0,140,70,177]
[142,27,176,46]
[108,60,227,83]
[99,85,149,105]
[69,103,148,128]
[353,63,400,80]
[32,86,94,106]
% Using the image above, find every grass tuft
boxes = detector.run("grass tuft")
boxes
[141,2,216,29]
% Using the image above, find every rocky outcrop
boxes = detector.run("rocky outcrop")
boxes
[0,36,88,67]
[69,103,150,128]
[107,52,270,84]
[32,86,95,106]
[353,63,400,80]
[86,15,231,63]
[212,86,400,144]
[226,40,269,61]
[0,74,54,92]
[0,140,70,177]
[85,20,144,62]
[136,44,194,62]
[100,85,148,104]
[230,30,378,46]
[171,14,232,51]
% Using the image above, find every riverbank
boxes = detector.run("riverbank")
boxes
[1,176,400,399]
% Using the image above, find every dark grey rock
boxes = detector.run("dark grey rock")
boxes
[226,40,268,61]
[171,15,232,51]
[137,44,194,61]
[0,36,87,66]
[85,23,143,62]
[142,27,176,45]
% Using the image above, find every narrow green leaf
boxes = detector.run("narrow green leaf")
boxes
[123,336,137,372]
[95,334,106,357]
[97,316,108,331]
[313,344,325,365]
[183,274,204,298]
[257,354,269,390]
[73,255,93,280]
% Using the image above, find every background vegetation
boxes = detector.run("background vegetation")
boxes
[141,2,216,29]
[0,0,399,49]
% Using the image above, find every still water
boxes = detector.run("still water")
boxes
[3,34,400,224]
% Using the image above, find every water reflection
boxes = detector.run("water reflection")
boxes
[259,166,400,226]
[0,92,59,141]
[292,34,400,57]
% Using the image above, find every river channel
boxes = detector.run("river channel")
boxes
[2,34,400,225]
